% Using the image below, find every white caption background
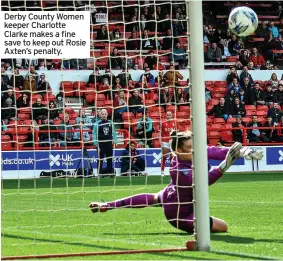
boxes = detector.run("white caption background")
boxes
[0,11,90,58]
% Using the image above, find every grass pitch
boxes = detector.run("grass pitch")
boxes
[2,173,283,260]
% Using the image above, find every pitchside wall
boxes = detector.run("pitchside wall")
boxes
[1,146,283,178]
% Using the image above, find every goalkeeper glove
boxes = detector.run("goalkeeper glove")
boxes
[219,142,242,173]
[240,147,263,160]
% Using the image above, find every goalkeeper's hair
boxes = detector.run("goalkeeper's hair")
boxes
[170,130,192,152]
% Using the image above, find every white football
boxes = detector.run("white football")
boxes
[228,6,258,37]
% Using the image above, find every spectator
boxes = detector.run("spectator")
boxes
[239,50,250,67]
[24,121,38,148]
[126,15,140,33]
[264,84,276,106]
[276,116,283,141]
[136,111,153,147]
[17,92,30,108]
[1,88,15,106]
[32,97,48,122]
[1,98,16,123]
[207,42,222,62]
[126,31,141,50]
[268,21,279,38]
[249,48,265,69]
[58,113,75,147]
[129,89,144,115]
[139,67,155,86]
[163,65,184,87]
[247,61,256,70]
[56,93,64,113]
[276,84,283,105]
[73,120,91,146]
[247,115,268,142]
[232,116,246,142]
[263,116,277,142]
[207,97,231,121]
[250,82,265,106]
[91,109,102,124]
[1,66,9,85]
[155,71,165,86]
[270,73,279,90]
[226,66,239,84]
[108,48,123,69]
[145,51,157,70]
[141,29,156,50]
[162,28,177,50]
[113,77,122,93]
[121,141,146,176]
[10,68,24,90]
[241,77,252,91]
[25,65,39,84]
[87,67,102,86]
[232,97,246,117]
[37,73,50,96]
[159,86,171,108]
[38,115,57,147]
[96,24,109,41]
[101,68,116,85]
[23,75,37,93]
[256,21,269,38]
[237,88,248,104]
[267,102,283,123]
[232,39,244,56]
[93,109,117,176]
[169,42,187,68]
[171,88,186,107]
[114,90,128,121]
[228,34,238,55]
[48,101,59,121]
[225,88,236,106]
[118,68,132,87]
[228,77,241,95]
[239,66,254,86]
[205,87,212,103]
[75,109,92,129]
[110,28,123,43]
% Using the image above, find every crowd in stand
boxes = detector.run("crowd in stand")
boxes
[1,1,283,149]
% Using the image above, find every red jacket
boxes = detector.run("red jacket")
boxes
[249,54,265,67]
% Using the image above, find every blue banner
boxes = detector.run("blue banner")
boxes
[1,149,245,171]
[266,147,283,165]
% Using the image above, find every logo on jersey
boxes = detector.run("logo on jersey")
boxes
[103,127,109,135]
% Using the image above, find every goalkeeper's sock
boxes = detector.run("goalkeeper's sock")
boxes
[108,193,155,209]
[161,156,167,172]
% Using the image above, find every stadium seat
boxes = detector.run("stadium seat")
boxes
[18,114,30,120]
[227,118,237,123]
[122,112,135,121]
[221,131,234,142]
[256,111,267,117]
[214,81,227,87]
[73,81,87,89]
[1,135,12,150]
[179,106,190,113]
[245,105,256,110]
[242,117,252,124]
[211,124,223,130]
[214,118,226,124]
[176,111,188,119]
[257,105,268,111]
[20,108,32,114]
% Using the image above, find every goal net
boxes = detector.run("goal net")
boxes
[1,0,209,259]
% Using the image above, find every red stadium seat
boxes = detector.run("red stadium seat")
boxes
[245,105,256,110]
[227,118,237,123]
[122,112,135,121]
[214,118,225,124]
[221,131,234,142]
[256,111,267,117]
[257,105,268,111]
[176,111,189,119]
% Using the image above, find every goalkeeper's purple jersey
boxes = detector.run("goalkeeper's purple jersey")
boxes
[159,146,229,216]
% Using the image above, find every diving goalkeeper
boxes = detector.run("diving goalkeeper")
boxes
[89,131,262,233]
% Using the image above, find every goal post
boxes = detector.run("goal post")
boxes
[187,0,211,251]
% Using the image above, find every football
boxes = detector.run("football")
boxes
[228,6,258,37]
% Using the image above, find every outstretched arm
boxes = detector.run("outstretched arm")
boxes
[207,146,229,161]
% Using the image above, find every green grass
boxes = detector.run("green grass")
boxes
[2,173,283,260]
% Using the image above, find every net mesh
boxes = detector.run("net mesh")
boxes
[1,0,195,258]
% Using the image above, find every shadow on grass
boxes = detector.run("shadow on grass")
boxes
[1,233,212,260]
[211,234,283,245]
[2,173,283,190]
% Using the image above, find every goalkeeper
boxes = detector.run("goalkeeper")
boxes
[89,131,262,233]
